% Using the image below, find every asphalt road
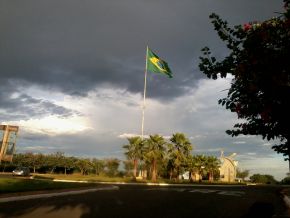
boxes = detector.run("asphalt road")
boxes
[0,184,288,218]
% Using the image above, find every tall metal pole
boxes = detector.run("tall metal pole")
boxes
[141,46,148,140]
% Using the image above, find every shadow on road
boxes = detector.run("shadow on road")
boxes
[242,202,275,218]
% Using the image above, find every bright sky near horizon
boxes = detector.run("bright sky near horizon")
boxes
[0,0,287,180]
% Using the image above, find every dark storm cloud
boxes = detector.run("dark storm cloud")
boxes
[0,0,283,100]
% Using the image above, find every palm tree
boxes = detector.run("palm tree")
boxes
[169,133,193,179]
[145,134,167,182]
[188,155,206,182]
[166,144,176,180]
[123,136,143,179]
[204,156,220,182]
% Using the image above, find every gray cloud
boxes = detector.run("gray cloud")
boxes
[17,129,125,159]
[0,80,78,120]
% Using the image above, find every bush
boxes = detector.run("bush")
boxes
[280,177,290,184]
[250,174,277,184]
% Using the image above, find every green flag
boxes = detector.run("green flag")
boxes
[146,47,173,78]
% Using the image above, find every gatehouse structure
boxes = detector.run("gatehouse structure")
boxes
[219,151,238,182]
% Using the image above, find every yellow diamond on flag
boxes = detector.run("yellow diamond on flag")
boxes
[149,57,167,72]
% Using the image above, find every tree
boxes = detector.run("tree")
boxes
[204,156,220,182]
[236,168,250,181]
[123,136,144,179]
[75,158,91,175]
[123,160,134,177]
[105,158,120,177]
[12,153,30,167]
[250,174,277,184]
[166,157,175,180]
[145,134,167,182]
[168,133,193,179]
[91,158,105,175]
[199,1,290,168]
[281,176,290,184]
[188,155,206,182]
[31,153,46,173]
[61,156,76,175]
[47,152,65,174]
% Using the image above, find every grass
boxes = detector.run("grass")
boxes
[0,177,98,194]
[33,173,136,183]
[34,173,246,185]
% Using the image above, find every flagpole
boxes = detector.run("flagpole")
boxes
[141,46,148,140]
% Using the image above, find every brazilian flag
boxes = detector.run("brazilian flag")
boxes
[146,47,173,78]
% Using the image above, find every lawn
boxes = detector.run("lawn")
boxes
[33,173,245,184]
[33,173,134,183]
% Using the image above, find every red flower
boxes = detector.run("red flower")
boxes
[243,23,252,31]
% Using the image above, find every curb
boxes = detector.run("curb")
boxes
[282,195,290,217]
[283,195,290,210]
[63,180,247,187]
[277,189,290,217]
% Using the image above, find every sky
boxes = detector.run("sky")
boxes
[0,0,287,180]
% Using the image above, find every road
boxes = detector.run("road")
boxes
[0,184,288,218]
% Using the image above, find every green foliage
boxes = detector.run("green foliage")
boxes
[199,1,290,161]
[91,158,105,175]
[121,133,221,182]
[280,176,290,184]
[204,156,220,181]
[145,134,167,181]
[250,174,277,184]
[187,155,220,181]
[8,152,120,176]
[61,156,77,175]
[75,158,92,175]
[188,155,206,174]
[168,133,193,179]
[236,168,250,180]
[46,152,66,173]
[123,160,134,176]
[123,136,144,178]
[2,132,219,183]
[105,158,120,177]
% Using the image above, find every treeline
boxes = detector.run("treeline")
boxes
[249,174,277,184]
[122,133,220,182]
[0,152,122,177]
[0,133,222,182]
[1,132,282,184]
